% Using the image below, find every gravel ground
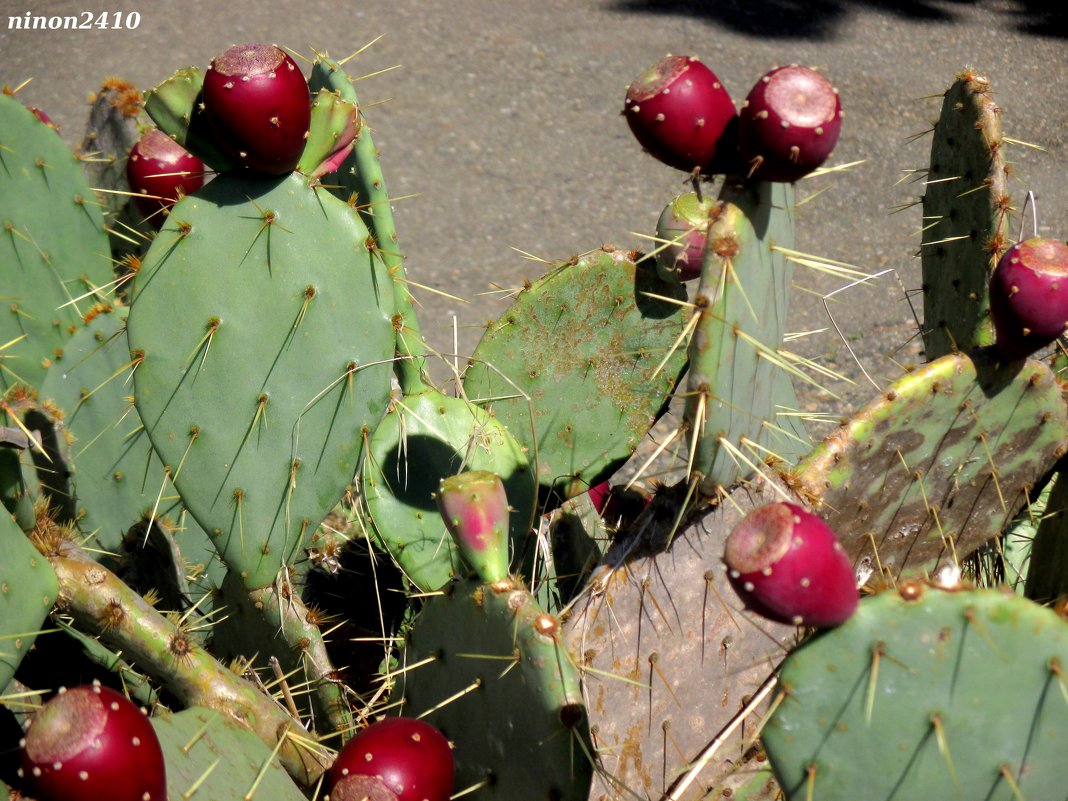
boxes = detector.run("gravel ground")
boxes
[2,0,1066,475]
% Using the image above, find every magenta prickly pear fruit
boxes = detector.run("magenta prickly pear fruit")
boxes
[738,65,842,182]
[437,470,510,583]
[201,42,311,174]
[327,717,454,801]
[723,502,857,627]
[654,191,720,282]
[624,55,738,174]
[989,237,1068,359]
[126,128,206,221]
[19,682,166,801]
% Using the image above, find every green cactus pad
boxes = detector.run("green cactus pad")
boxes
[0,445,36,531]
[463,247,689,503]
[564,476,799,801]
[152,706,308,801]
[0,507,59,689]
[128,172,395,590]
[763,585,1068,801]
[795,350,1068,583]
[400,576,593,801]
[0,93,113,391]
[921,71,1010,358]
[684,180,810,497]
[362,390,536,591]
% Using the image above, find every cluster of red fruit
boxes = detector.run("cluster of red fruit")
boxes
[126,42,323,223]
[624,55,843,183]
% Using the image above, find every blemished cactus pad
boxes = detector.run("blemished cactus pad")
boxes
[128,171,395,590]
[565,476,799,801]
[0,94,113,391]
[795,350,1068,583]
[400,576,592,801]
[463,247,689,503]
[921,71,1010,359]
[763,585,1068,801]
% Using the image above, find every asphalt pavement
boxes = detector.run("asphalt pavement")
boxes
[3,0,1067,424]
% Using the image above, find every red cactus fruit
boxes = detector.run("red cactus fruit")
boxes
[738,65,842,183]
[327,717,454,801]
[989,237,1068,359]
[654,191,720,282]
[126,128,206,221]
[624,55,738,174]
[19,682,167,801]
[201,42,311,174]
[724,502,857,627]
[437,470,510,583]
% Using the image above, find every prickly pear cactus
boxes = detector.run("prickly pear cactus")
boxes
[0,93,114,391]
[463,247,690,503]
[565,476,798,801]
[921,70,1011,358]
[795,350,1068,583]
[684,180,810,497]
[128,172,395,590]
[763,584,1068,800]
[401,576,593,801]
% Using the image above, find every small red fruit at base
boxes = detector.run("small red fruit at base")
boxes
[738,65,842,183]
[202,42,312,175]
[624,55,738,174]
[989,237,1068,359]
[327,716,453,801]
[19,682,167,801]
[724,502,857,627]
[126,128,206,222]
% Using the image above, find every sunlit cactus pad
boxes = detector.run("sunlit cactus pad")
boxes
[795,350,1068,583]
[0,94,113,391]
[763,584,1068,801]
[128,172,395,590]
[463,247,689,502]
[400,576,592,801]
[921,71,1010,358]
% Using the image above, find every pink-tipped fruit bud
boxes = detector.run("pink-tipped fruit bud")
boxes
[437,470,510,583]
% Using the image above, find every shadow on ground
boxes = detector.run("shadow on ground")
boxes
[605,0,1066,39]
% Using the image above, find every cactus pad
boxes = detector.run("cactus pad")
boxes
[128,172,395,590]
[0,507,59,689]
[152,706,308,801]
[921,71,1010,358]
[400,576,592,801]
[463,247,689,503]
[565,476,798,800]
[763,585,1068,801]
[684,180,809,495]
[0,94,113,391]
[361,390,536,591]
[795,350,1068,583]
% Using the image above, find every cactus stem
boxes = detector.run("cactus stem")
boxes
[44,540,330,784]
